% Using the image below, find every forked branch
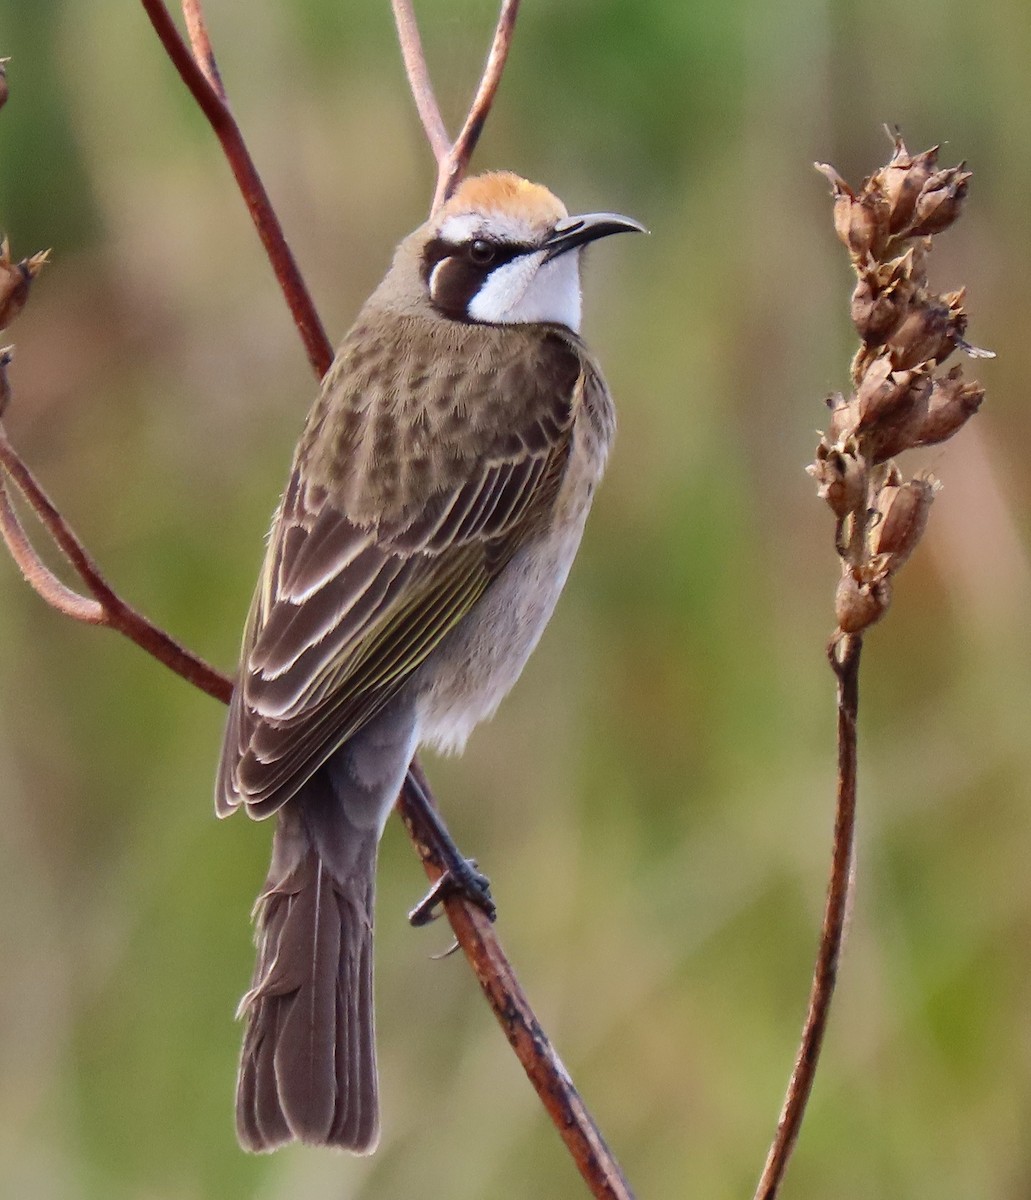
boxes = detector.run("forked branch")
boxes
[392,0,521,211]
[0,8,634,1199]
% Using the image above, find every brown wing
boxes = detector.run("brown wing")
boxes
[216,322,584,819]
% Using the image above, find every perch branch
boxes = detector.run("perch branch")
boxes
[0,11,634,1197]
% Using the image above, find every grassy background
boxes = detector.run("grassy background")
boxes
[2,1,1030,1197]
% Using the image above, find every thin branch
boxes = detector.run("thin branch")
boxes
[0,422,231,704]
[0,473,105,624]
[138,0,332,377]
[435,0,521,210]
[399,762,637,1200]
[391,0,522,212]
[182,0,226,101]
[390,0,451,165]
[753,634,861,1200]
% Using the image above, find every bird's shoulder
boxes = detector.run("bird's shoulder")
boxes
[297,311,593,524]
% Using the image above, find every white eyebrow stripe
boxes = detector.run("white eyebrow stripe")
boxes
[438,211,541,246]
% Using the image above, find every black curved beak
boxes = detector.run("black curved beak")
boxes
[543,212,647,261]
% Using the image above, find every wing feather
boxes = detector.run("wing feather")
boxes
[216,323,587,818]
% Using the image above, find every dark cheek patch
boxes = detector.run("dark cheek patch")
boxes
[429,257,484,321]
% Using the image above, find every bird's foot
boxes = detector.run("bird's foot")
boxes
[408,857,496,927]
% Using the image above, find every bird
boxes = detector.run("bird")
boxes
[215,171,642,1154]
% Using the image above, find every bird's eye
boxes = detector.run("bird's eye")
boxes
[467,239,496,266]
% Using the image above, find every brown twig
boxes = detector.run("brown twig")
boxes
[0,422,231,703]
[139,0,332,377]
[391,0,522,212]
[181,0,226,100]
[390,0,451,166]
[0,6,633,1195]
[399,762,637,1200]
[753,634,861,1200]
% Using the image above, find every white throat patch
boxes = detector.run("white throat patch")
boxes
[467,250,583,332]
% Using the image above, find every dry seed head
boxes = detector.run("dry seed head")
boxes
[808,439,867,519]
[887,294,965,370]
[872,477,937,569]
[0,242,49,330]
[877,133,940,234]
[907,165,972,237]
[835,570,891,633]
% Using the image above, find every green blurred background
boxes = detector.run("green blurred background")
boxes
[1,1,1030,1197]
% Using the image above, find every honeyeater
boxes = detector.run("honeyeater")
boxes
[216,171,642,1152]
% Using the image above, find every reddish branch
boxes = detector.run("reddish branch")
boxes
[0,7,635,1199]
[753,634,861,1200]
[139,0,332,377]
[392,0,522,211]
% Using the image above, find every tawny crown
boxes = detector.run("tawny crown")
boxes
[439,172,568,239]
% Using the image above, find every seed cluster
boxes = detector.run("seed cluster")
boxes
[809,133,991,636]
[0,238,49,416]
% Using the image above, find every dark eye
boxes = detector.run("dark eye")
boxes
[467,239,496,266]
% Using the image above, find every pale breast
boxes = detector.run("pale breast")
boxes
[412,373,613,755]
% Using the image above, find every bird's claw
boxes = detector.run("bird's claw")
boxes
[408,858,496,927]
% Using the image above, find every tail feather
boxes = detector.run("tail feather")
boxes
[235,803,380,1153]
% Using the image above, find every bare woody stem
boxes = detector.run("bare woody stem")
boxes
[391,0,522,211]
[139,0,332,377]
[399,761,637,1200]
[0,8,634,1197]
[753,633,861,1200]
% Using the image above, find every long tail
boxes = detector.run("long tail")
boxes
[235,778,380,1153]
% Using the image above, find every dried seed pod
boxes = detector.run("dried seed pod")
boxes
[888,296,961,370]
[878,136,939,234]
[835,570,891,633]
[872,477,936,570]
[825,392,859,443]
[0,241,48,330]
[910,366,984,449]
[851,271,911,344]
[908,165,972,237]
[855,355,926,428]
[863,371,933,463]
[0,59,8,113]
[815,162,889,258]
[808,440,867,519]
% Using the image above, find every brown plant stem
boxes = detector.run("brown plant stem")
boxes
[391,0,522,211]
[753,633,862,1200]
[138,0,332,377]
[0,422,231,703]
[390,0,451,166]
[398,761,638,1200]
[182,0,226,100]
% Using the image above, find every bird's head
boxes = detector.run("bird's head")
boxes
[384,172,643,333]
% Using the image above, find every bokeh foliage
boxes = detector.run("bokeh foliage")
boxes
[1,1,1030,1197]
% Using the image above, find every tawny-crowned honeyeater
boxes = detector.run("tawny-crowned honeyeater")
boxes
[216,172,642,1153]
